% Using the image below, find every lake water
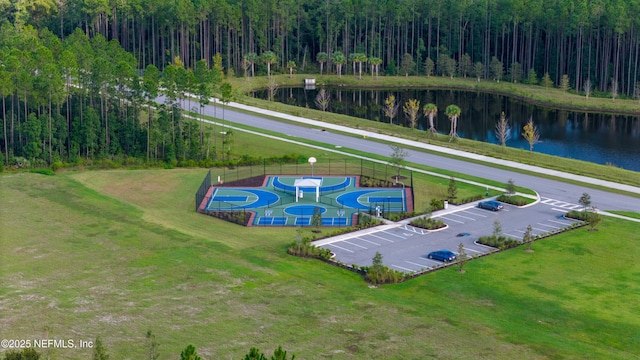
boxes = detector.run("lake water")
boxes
[251,87,640,172]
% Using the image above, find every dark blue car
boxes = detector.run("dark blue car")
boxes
[478,200,504,211]
[427,250,457,262]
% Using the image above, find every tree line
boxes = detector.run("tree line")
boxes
[0,22,235,168]
[3,0,639,96]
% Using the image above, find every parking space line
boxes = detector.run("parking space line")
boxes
[381,231,407,239]
[405,260,429,268]
[548,219,573,225]
[514,229,526,233]
[358,238,381,246]
[537,223,560,229]
[391,264,414,272]
[369,234,395,243]
[463,247,482,253]
[447,213,477,221]
[437,216,465,224]
[532,227,548,232]
[462,210,487,217]
[504,233,522,239]
[326,244,354,253]
[343,240,367,249]
[551,208,570,212]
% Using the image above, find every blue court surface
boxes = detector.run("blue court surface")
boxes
[205,176,411,227]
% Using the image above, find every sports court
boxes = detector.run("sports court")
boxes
[199,175,412,226]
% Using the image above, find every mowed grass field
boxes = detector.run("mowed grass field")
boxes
[2,168,640,360]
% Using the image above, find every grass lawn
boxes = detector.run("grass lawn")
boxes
[2,169,640,360]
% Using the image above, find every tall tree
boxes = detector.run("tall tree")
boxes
[423,103,437,134]
[142,64,160,159]
[331,51,346,78]
[261,51,277,78]
[521,117,540,152]
[316,52,327,75]
[403,98,420,129]
[495,112,511,147]
[445,104,461,141]
[383,94,398,124]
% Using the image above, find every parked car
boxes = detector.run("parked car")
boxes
[478,200,504,211]
[427,250,457,262]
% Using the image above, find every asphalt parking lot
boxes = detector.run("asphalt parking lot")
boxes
[315,200,583,273]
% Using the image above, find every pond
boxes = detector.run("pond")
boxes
[251,87,640,172]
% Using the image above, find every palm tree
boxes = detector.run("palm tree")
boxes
[332,52,346,78]
[423,103,438,133]
[370,57,382,80]
[261,51,277,78]
[355,53,368,80]
[445,104,461,142]
[316,52,328,75]
[287,60,296,78]
[245,52,258,77]
[348,53,357,75]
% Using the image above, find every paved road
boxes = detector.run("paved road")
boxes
[159,95,640,213]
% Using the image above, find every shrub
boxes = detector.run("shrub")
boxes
[29,168,55,176]
[477,235,520,249]
[565,210,588,221]
[410,216,445,230]
[497,194,530,206]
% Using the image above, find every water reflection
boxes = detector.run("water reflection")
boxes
[252,87,640,171]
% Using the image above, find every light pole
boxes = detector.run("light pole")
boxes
[308,157,317,176]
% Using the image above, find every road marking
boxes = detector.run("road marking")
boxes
[343,240,367,249]
[391,264,414,272]
[463,247,482,253]
[504,233,522,239]
[514,229,526,233]
[548,219,573,226]
[537,223,560,229]
[405,260,429,268]
[358,238,381,246]
[438,216,465,224]
[532,227,548,232]
[462,210,487,217]
[447,213,477,220]
[551,208,569,212]
[382,231,407,239]
[326,244,353,253]
[369,234,395,243]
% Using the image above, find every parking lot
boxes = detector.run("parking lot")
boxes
[315,201,583,273]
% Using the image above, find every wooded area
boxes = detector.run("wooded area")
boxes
[1,0,639,167]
